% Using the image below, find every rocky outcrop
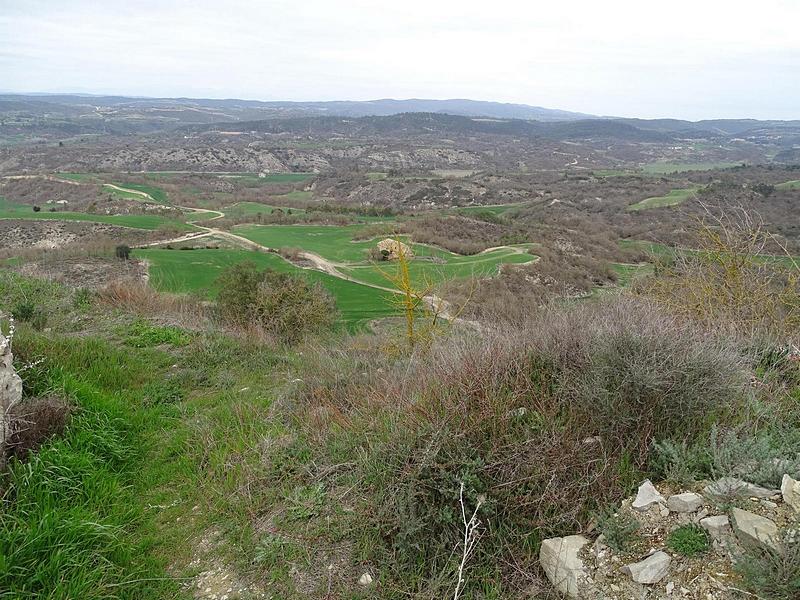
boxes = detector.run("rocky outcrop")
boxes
[539,535,591,599]
[539,476,796,599]
[781,474,800,512]
[730,507,780,552]
[0,330,23,468]
[632,479,665,511]
[621,551,671,584]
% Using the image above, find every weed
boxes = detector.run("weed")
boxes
[285,484,326,522]
[737,526,800,600]
[667,525,710,557]
[595,506,641,553]
[125,319,190,348]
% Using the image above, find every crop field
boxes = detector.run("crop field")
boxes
[137,247,398,327]
[0,196,193,230]
[223,202,306,217]
[218,172,314,184]
[233,223,536,287]
[641,161,741,174]
[341,246,535,289]
[776,179,800,190]
[628,187,699,211]
[111,182,170,204]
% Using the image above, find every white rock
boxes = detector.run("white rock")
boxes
[632,480,666,512]
[357,573,373,586]
[699,515,731,541]
[539,535,591,599]
[730,508,780,552]
[704,477,779,500]
[621,551,671,584]
[781,474,800,512]
[666,492,704,513]
[666,581,675,594]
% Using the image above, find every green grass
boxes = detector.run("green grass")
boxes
[592,169,633,177]
[269,190,313,202]
[223,202,306,217]
[667,525,709,557]
[137,248,399,327]
[628,187,700,211]
[232,224,536,290]
[219,173,314,185]
[0,333,184,599]
[641,161,742,175]
[110,182,169,204]
[0,197,194,231]
[54,172,99,182]
[776,180,800,191]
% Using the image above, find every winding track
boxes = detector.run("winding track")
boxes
[113,183,535,317]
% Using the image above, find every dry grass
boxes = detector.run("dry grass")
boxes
[98,278,209,328]
[272,297,750,596]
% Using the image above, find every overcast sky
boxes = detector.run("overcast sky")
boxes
[1,0,798,120]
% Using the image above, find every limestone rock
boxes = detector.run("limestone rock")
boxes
[666,492,703,513]
[0,332,23,464]
[699,515,731,541]
[632,480,666,512]
[621,551,671,584]
[781,474,800,512]
[357,572,373,586]
[730,508,779,552]
[539,535,591,599]
[704,477,779,500]
[376,238,413,260]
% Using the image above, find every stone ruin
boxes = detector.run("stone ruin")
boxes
[376,238,413,261]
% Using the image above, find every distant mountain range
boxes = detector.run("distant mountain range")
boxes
[1,94,799,145]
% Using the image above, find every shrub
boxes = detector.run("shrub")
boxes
[667,525,709,557]
[215,261,337,344]
[6,396,71,461]
[11,301,36,322]
[271,297,748,595]
[737,527,800,600]
[114,244,131,260]
[595,506,641,553]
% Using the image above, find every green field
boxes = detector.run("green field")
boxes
[233,224,536,289]
[223,202,306,217]
[55,172,99,182]
[0,196,193,231]
[776,179,800,190]
[219,172,314,185]
[137,248,398,327]
[111,182,169,204]
[341,246,535,289]
[628,187,700,211]
[641,161,741,174]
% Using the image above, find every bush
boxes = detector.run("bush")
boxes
[11,301,36,322]
[737,527,800,600]
[667,524,709,557]
[270,297,749,595]
[115,244,131,260]
[215,261,337,344]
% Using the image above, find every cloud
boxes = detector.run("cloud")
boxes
[1,0,798,119]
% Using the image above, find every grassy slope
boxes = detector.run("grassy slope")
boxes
[223,202,306,217]
[110,182,170,204]
[0,271,295,597]
[776,179,800,190]
[641,161,741,174]
[0,197,193,231]
[628,187,700,211]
